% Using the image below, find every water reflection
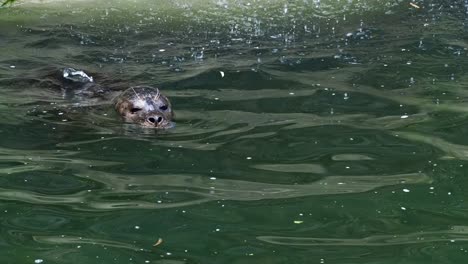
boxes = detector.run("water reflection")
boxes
[0,170,430,211]
[253,163,327,174]
[396,131,468,160]
[33,235,146,251]
[0,146,121,168]
[1,1,468,263]
[258,226,468,246]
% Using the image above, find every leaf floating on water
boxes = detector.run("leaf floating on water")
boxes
[153,238,163,247]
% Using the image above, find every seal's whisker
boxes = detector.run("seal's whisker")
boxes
[154,89,161,100]
[131,87,142,100]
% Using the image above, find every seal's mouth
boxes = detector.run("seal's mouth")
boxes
[143,121,175,129]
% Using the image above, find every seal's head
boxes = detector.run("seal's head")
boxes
[114,86,174,128]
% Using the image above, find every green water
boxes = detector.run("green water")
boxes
[2,0,468,263]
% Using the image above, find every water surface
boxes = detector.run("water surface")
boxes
[2,0,468,263]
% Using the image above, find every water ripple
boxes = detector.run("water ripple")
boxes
[257,226,468,246]
[396,131,468,160]
[33,235,147,251]
[0,171,430,211]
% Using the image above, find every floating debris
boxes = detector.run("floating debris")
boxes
[153,238,163,247]
[410,3,420,9]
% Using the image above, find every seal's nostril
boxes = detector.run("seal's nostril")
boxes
[148,116,162,124]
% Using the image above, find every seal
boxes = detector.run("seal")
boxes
[60,68,174,129]
[114,86,174,128]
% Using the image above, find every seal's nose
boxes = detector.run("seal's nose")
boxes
[147,115,163,125]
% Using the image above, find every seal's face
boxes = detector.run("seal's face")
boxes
[114,86,174,128]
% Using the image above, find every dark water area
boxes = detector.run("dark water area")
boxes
[2,0,468,263]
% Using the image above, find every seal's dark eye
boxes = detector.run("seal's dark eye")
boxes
[130,107,142,114]
[159,105,168,111]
